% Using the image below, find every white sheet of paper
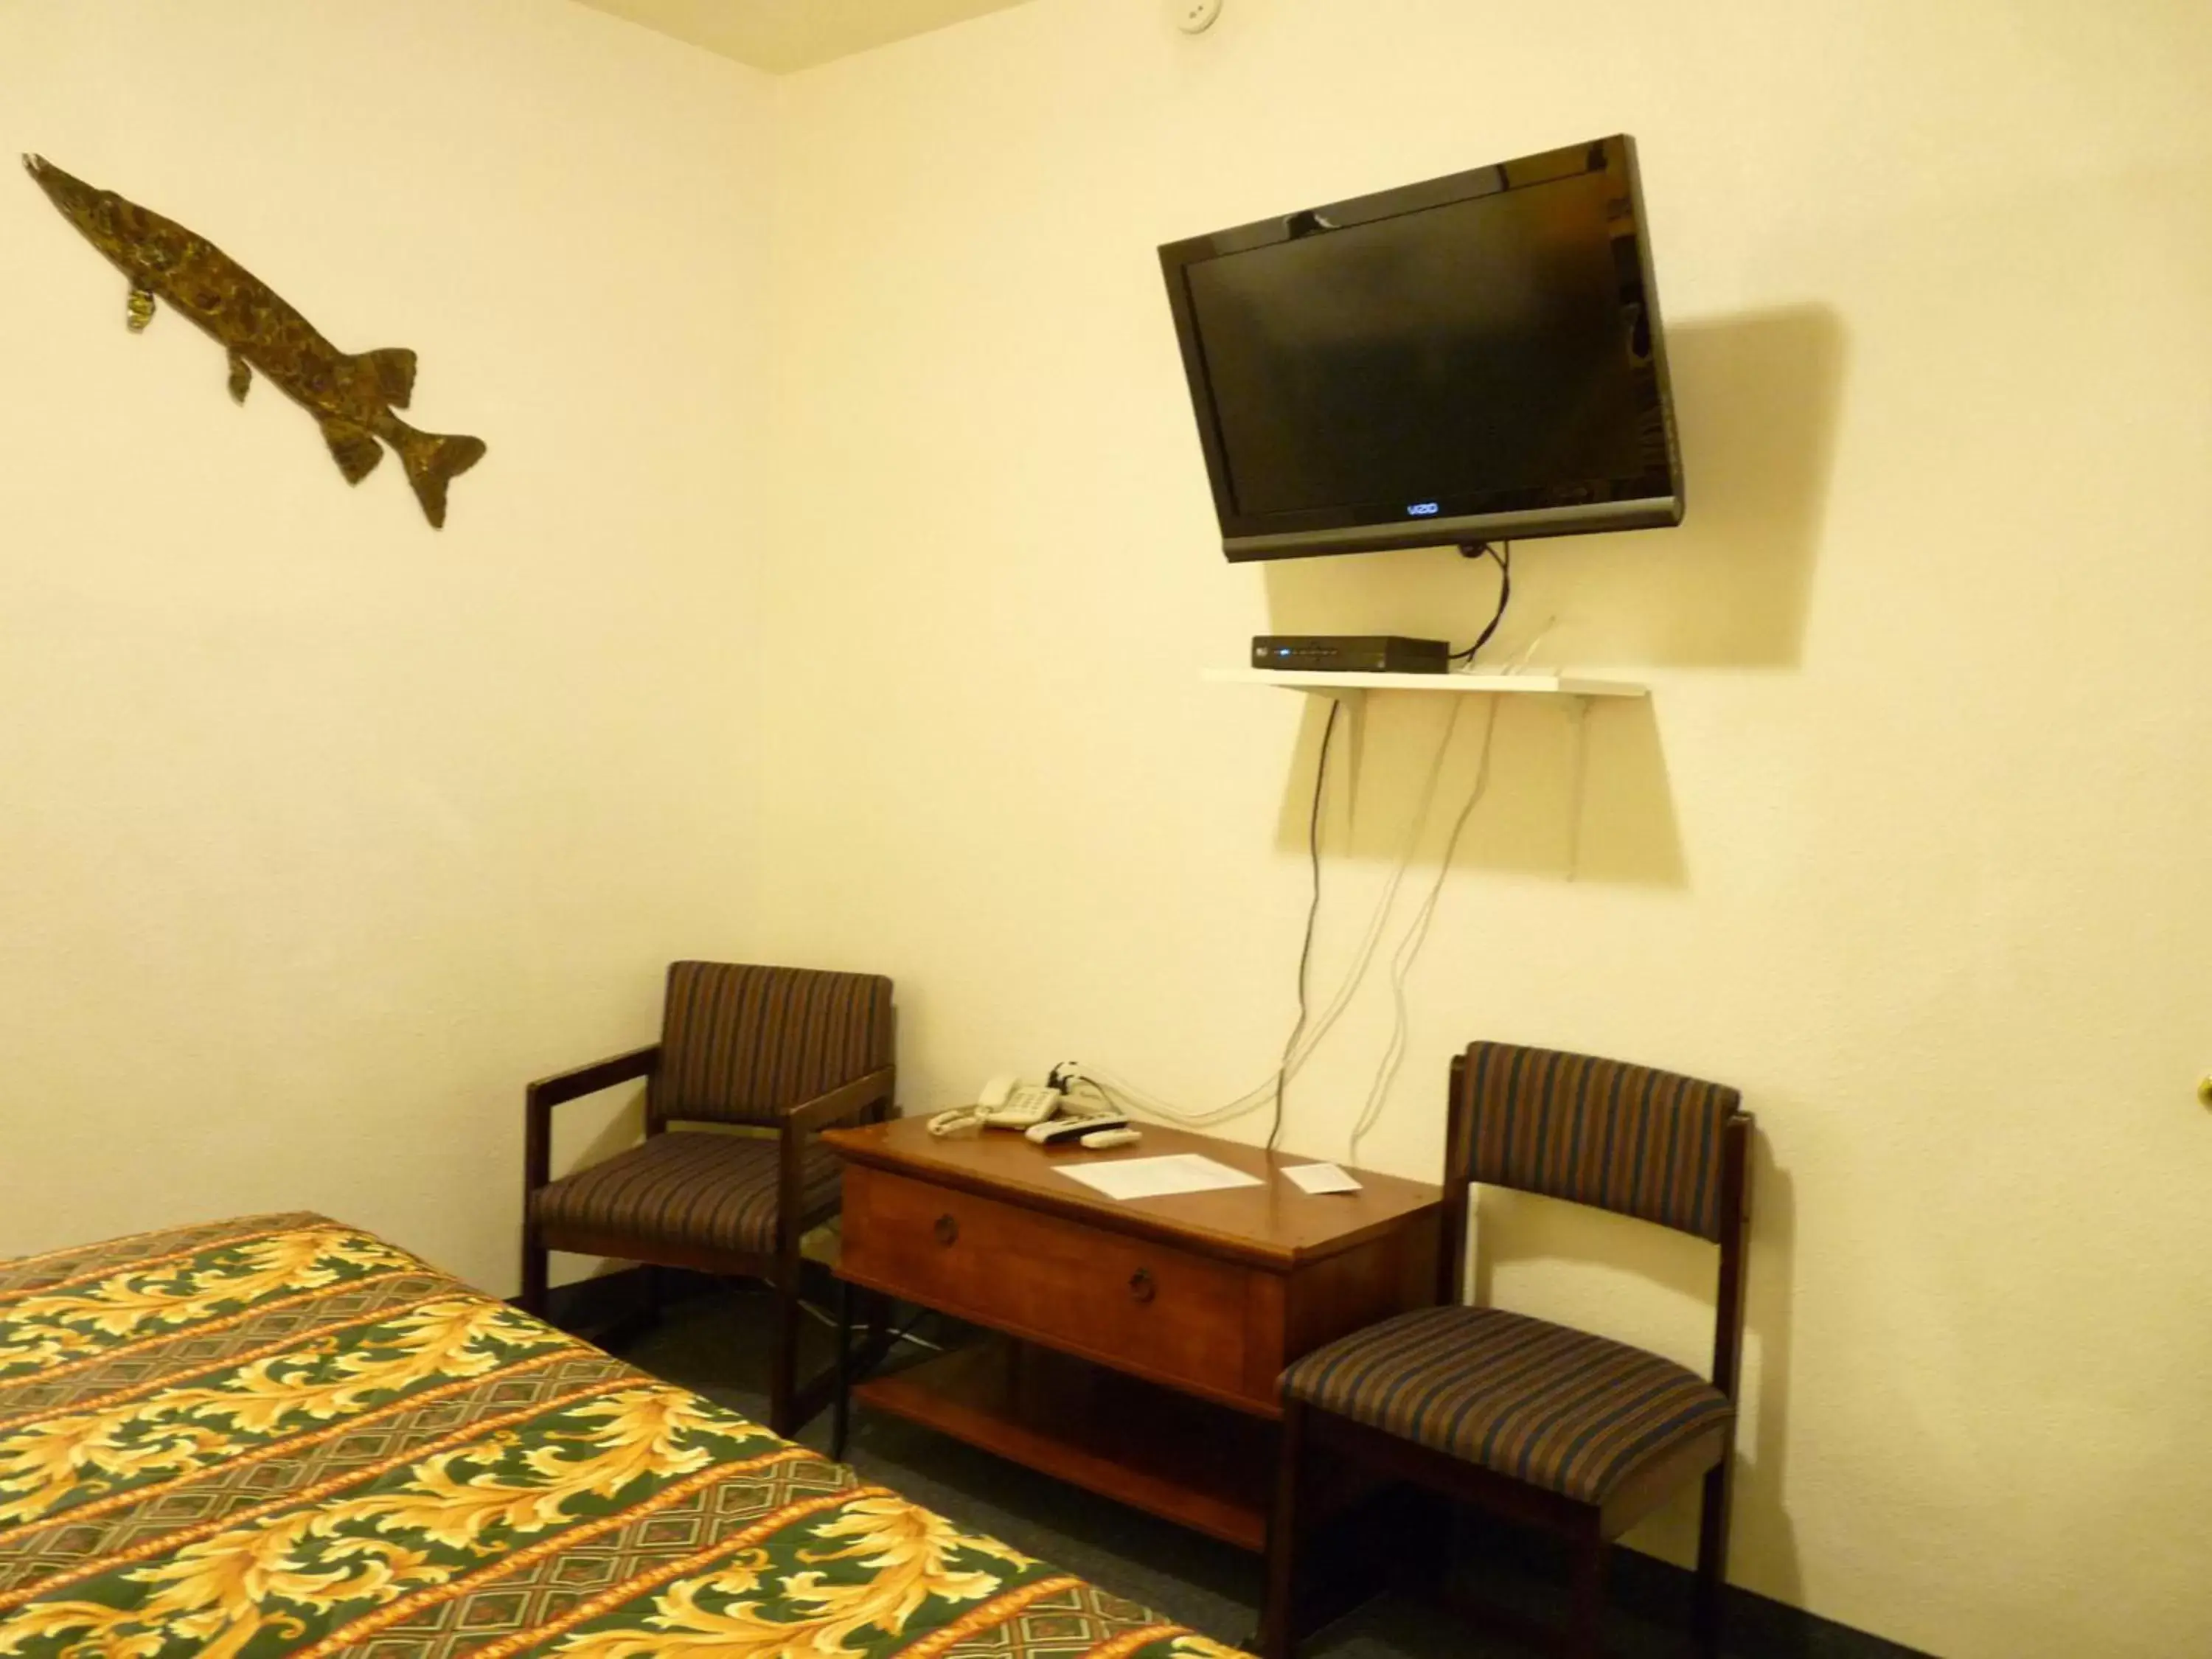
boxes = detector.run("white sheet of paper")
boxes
[1057,1152,1264,1201]
[1282,1162,1363,1194]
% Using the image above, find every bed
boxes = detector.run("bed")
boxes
[0,1213,1248,1658]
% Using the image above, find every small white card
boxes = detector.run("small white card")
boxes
[1057,1152,1263,1201]
[1282,1162,1363,1195]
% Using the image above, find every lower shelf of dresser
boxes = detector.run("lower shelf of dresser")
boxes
[852,1336,1273,1551]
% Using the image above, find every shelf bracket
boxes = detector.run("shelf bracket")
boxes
[1312,686,1366,825]
[1563,695,1590,882]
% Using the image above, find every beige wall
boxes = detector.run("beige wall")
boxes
[0,0,774,1290]
[754,1,2212,1654]
[4,0,2209,1651]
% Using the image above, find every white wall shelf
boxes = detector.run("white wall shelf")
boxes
[1204,669,1646,698]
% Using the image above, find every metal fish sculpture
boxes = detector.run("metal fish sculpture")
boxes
[23,154,487,527]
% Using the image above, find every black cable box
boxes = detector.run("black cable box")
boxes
[1251,635,1450,674]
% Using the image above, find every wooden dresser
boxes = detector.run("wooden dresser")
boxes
[823,1116,1441,1548]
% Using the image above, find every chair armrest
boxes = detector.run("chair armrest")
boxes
[783,1067,897,1134]
[524,1044,661,1194]
[774,1066,895,1259]
[528,1044,661,1110]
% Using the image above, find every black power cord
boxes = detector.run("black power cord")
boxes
[1268,697,1339,1153]
[1449,540,1512,663]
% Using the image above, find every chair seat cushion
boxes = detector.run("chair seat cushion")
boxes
[1281,1305,1731,1506]
[529,1131,842,1259]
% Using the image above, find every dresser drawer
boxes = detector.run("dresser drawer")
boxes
[840,1164,1262,1407]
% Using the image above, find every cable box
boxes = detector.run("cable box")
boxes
[1251,635,1450,674]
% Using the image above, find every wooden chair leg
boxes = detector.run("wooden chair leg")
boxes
[518,1228,549,1321]
[1693,1453,1735,1655]
[1260,1398,1308,1659]
[768,1258,801,1439]
[1565,1534,1610,1659]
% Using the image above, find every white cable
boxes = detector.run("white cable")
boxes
[1349,695,1503,1164]
[1498,615,1559,673]
[1450,612,1557,677]
[1074,695,1467,1128]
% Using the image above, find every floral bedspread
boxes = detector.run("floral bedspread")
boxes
[0,1213,1246,1658]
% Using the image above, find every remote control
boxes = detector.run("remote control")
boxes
[1079,1127,1142,1150]
[1026,1112,1129,1146]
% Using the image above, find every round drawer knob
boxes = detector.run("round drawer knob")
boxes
[1128,1267,1156,1304]
[933,1214,959,1246]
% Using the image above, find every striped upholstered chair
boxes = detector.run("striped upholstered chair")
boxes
[520,961,894,1436]
[1262,1042,1753,1659]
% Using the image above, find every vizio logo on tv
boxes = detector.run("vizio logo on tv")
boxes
[1406,501,1441,517]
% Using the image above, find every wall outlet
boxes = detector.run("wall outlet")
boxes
[1171,0,1222,35]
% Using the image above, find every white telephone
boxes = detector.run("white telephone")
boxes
[927,1076,1064,1137]
[977,1075,1063,1128]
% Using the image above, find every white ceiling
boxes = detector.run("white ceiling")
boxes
[568,0,1036,74]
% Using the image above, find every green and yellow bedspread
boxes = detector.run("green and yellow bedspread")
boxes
[0,1214,1248,1658]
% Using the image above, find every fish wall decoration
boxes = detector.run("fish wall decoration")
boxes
[23,154,487,527]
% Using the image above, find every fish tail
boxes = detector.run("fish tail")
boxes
[388,419,487,529]
[357,347,418,408]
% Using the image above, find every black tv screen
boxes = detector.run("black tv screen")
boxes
[1159,135,1683,562]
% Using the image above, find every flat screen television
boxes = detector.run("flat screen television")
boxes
[1158,134,1682,563]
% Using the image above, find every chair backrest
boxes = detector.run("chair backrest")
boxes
[1452,1041,1742,1239]
[1439,1040,1753,1394]
[650,961,894,1127]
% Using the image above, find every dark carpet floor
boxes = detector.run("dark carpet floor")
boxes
[586,1276,1891,1659]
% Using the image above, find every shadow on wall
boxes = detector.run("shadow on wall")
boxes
[1266,690,1689,886]
[1532,304,1848,669]
[1470,1130,1805,1618]
[1256,305,1848,885]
